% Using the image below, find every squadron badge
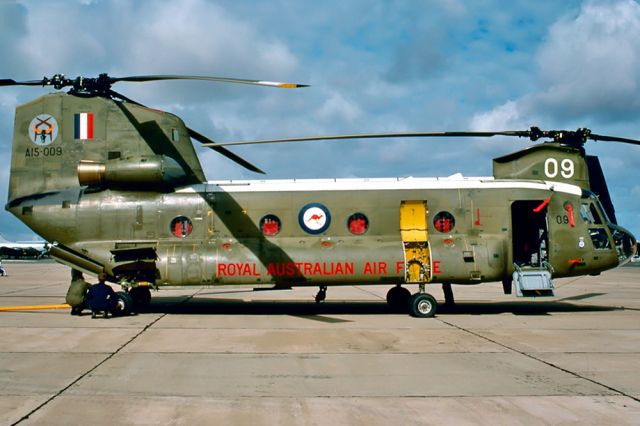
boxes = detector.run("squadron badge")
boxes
[28,114,59,146]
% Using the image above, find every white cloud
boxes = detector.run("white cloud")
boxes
[317,94,363,122]
[122,0,298,76]
[2,0,640,239]
[470,100,524,130]
[472,0,640,126]
[467,0,640,237]
[536,0,640,119]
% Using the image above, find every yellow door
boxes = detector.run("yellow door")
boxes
[400,200,431,283]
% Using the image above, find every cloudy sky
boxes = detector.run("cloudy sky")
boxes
[1,0,639,241]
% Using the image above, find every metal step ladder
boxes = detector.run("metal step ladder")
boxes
[512,262,555,297]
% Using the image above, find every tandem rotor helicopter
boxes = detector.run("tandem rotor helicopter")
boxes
[1,73,637,317]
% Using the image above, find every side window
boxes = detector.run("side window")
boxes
[260,214,282,236]
[433,211,455,233]
[171,216,193,238]
[347,213,369,235]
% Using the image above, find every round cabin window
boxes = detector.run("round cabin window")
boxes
[433,211,455,233]
[347,213,369,235]
[260,214,282,236]
[170,216,193,238]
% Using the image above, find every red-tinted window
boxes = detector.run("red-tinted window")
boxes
[433,211,455,233]
[260,214,281,236]
[171,216,193,238]
[348,213,369,235]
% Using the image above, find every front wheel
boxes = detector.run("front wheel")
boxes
[409,293,437,318]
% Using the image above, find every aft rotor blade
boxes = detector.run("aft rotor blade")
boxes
[108,89,145,106]
[111,75,309,88]
[109,89,266,174]
[0,79,46,87]
[206,131,531,147]
[188,128,266,174]
[589,133,640,146]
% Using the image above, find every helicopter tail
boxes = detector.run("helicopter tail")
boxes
[7,92,205,207]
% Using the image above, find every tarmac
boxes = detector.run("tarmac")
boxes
[0,260,638,425]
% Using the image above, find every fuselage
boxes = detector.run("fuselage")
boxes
[10,175,634,288]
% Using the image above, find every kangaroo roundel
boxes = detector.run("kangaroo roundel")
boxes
[299,203,331,234]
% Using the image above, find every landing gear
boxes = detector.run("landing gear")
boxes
[386,285,411,310]
[442,282,455,306]
[502,277,512,295]
[129,286,152,311]
[112,291,134,316]
[315,285,327,303]
[409,292,437,318]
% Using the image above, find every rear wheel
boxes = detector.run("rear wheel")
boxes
[386,285,411,310]
[409,293,437,318]
[129,286,151,311]
[112,291,133,316]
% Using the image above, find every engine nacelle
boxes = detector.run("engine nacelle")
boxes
[77,155,188,189]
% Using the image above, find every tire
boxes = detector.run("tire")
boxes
[386,285,411,309]
[129,286,151,310]
[112,291,134,316]
[409,293,437,318]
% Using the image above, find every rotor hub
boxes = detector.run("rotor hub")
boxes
[528,126,591,147]
[41,73,113,95]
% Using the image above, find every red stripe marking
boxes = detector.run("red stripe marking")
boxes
[566,202,575,227]
[533,197,551,213]
[87,113,94,139]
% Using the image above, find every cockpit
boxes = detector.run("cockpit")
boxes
[581,191,636,264]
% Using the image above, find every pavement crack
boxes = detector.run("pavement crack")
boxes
[12,289,203,425]
[352,286,386,300]
[438,318,640,404]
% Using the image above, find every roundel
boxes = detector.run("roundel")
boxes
[28,114,59,146]
[298,202,331,234]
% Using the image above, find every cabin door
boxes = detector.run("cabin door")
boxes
[511,200,549,267]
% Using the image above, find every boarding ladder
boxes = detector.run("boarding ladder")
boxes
[400,200,431,285]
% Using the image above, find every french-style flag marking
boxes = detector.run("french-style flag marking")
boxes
[74,112,94,140]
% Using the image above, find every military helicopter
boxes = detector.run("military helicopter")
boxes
[1,74,637,317]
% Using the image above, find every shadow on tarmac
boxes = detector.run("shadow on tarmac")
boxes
[139,296,622,317]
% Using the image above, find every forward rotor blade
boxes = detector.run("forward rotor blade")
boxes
[206,131,531,147]
[589,133,640,146]
[188,128,266,174]
[111,75,308,88]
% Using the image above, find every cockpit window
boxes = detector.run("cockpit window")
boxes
[587,193,610,223]
[580,203,603,225]
[589,228,611,249]
[580,203,595,224]
[589,204,603,224]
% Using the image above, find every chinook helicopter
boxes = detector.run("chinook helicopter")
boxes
[1,74,637,318]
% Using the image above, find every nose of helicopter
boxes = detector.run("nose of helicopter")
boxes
[609,224,636,265]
